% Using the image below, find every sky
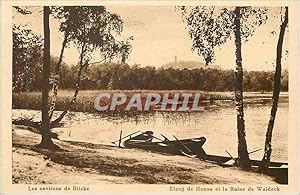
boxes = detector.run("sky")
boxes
[12,6,288,71]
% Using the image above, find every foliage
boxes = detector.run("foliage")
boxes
[12,25,43,92]
[13,6,32,15]
[180,6,268,64]
[52,6,126,63]
[13,60,288,92]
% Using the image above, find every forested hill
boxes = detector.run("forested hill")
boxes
[13,58,289,92]
[162,60,221,70]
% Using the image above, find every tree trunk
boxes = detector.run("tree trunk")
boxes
[36,6,58,149]
[233,6,251,169]
[48,31,69,120]
[260,7,288,172]
[50,43,86,127]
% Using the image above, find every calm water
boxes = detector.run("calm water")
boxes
[12,102,288,161]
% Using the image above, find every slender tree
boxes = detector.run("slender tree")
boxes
[48,7,75,120]
[260,7,288,171]
[49,6,129,127]
[233,7,251,168]
[48,30,70,120]
[36,6,58,149]
[180,6,268,168]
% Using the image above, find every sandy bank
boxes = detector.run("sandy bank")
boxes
[12,125,277,184]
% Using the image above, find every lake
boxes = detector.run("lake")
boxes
[12,101,288,161]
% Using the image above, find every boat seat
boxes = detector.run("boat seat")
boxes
[158,143,168,147]
[191,138,201,142]
[129,137,152,143]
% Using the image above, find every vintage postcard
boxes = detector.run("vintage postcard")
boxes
[0,0,299,194]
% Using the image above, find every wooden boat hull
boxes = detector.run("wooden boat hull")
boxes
[204,154,288,184]
[124,137,207,156]
[205,154,287,166]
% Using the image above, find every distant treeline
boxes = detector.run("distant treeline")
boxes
[13,57,288,92]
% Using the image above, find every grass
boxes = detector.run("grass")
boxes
[12,90,230,112]
[12,89,287,113]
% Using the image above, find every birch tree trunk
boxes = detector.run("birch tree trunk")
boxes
[233,6,251,169]
[260,7,288,171]
[48,31,69,120]
[50,43,87,127]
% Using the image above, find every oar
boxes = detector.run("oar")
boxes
[173,135,197,158]
[111,130,141,144]
[148,134,165,142]
[173,135,192,154]
[118,130,123,147]
[225,150,235,160]
[225,150,238,166]
[248,148,262,155]
[225,150,234,160]
[180,150,197,159]
[161,134,170,141]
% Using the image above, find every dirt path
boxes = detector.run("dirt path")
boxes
[12,125,277,184]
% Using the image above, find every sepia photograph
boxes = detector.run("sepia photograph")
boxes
[1,1,299,193]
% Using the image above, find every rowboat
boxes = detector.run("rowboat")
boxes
[204,154,287,168]
[123,131,207,156]
[122,131,288,184]
[203,154,288,184]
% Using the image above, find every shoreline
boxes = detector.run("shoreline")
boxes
[12,125,278,184]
